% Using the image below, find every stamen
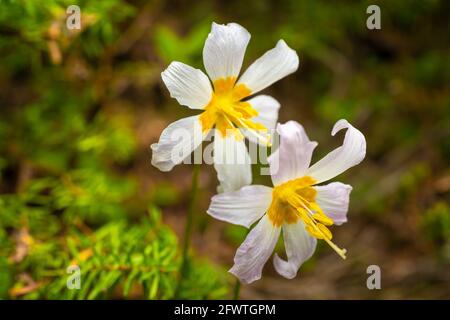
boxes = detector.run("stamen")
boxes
[221,114,244,140]
[322,237,347,260]
[200,77,269,141]
[291,194,347,260]
[234,118,271,146]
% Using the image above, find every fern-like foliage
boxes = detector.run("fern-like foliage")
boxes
[0,0,230,300]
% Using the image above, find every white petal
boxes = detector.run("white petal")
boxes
[203,22,251,81]
[161,61,212,109]
[230,215,280,284]
[306,119,366,184]
[268,121,318,186]
[315,182,352,225]
[213,132,252,193]
[237,40,299,94]
[273,221,317,279]
[207,185,273,228]
[151,115,204,171]
[247,95,280,131]
[241,95,280,145]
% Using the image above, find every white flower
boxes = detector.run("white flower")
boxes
[151,22,299,193]
[207,119,366,283]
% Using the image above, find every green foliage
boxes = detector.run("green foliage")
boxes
[1,208,229,299]
[224,225,248,247]
[397,163,431,202]
[154,22,211,65]
[150,183,181,207]
[0,0,230,300]
[422,202,450,246]
[177,258,230,300]
[1,0,450,300]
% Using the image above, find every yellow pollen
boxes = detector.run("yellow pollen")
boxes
[199,77,271,145]
[267,176,347,259]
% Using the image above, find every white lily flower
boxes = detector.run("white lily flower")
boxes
[207,119,366,283]
[151,22,299,192]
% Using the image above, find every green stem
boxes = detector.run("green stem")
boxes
[174,164,200,298]
[232,278,241,300]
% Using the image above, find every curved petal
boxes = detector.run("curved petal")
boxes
[247,95,280,131]
[241,95,280,145]
[213,132,252,193]
[230,215,281,284]
[207,185,273,228]
[161,61,212,109]
[306,119,366,184]
[237,40,299,94]
[203,22,251,81]
[273,221,317,279]
[268,121,318,186]
[151,115,204,171]
[315,182,352,225]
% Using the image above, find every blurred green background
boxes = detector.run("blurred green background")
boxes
[0,0,449,299]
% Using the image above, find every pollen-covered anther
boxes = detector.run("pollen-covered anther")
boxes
[267,176,347,259]
[199,77,270,145]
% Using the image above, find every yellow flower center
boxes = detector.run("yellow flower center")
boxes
[200,77,270,145]
[267,176,347,259]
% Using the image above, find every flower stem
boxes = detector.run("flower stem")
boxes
[175,164,200,298]
[232,278,241,300]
